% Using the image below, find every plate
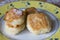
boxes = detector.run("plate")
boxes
[0,8,59,40]
[0,1,60,40]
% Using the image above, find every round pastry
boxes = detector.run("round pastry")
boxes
[4,8,26,35]
[27,13,51,35]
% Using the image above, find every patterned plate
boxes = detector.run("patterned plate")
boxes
[0,1,60,40]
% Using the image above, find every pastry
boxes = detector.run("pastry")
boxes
[27,13,51,35]
[4,8,26,35]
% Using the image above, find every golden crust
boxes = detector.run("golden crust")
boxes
[27,13,51,31]
[4,8,26,22]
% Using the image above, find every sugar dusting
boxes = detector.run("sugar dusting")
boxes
[13,9,17,12]
[13,9,22,15]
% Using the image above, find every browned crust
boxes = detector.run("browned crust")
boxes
[27,13,51,30]
[25,7,39,15]
[4,8,26,22]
